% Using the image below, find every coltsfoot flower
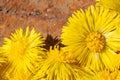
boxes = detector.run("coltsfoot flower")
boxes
[80,67,120,80]
[96,0,120,13]
[61,6,120,70]
[1,27,45,80]
[0,48,6,67]
[31,46,90,80]
[92,69,120,80]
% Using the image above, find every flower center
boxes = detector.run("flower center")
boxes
[85,32,105,52]
[48,47,77,63]
[11,40,26,57]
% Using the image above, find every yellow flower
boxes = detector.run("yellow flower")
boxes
[96,0,120,13]
[31,46,89,80]
[0,48,7,76]
[61,6,120,70]
[92,69,120,80]
[81,67,120,80]
[1,27,44,80]
[0,48,6,67]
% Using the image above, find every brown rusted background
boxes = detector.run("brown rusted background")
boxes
[0,0,95,46]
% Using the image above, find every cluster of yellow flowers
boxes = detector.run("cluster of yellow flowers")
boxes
[0,0,120,80]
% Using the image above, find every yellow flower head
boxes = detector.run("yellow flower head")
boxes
[0,48,6,66]
[97,0,120,13]
[92,69,120,80]
[31,46,89,80]
[1,27,44,80]
[61,6,120,70]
